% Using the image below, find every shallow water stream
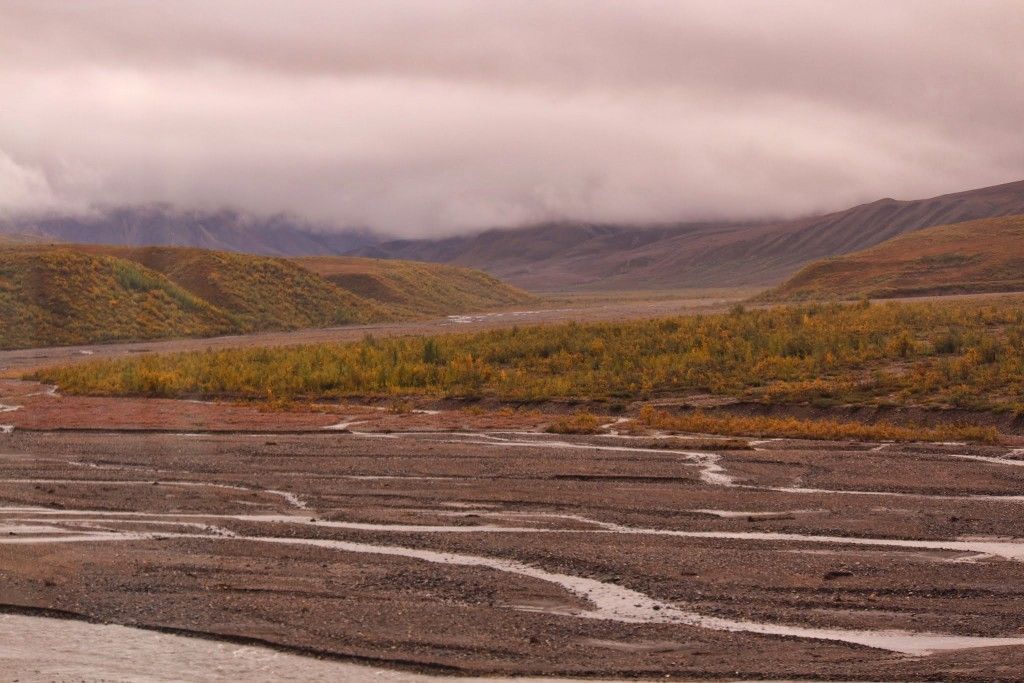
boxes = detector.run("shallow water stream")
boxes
[0,613,618,682]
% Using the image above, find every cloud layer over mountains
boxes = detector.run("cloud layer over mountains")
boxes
[2,1,1023,235]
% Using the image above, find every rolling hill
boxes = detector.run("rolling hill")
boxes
[6,179,1024,293]
[0,246,238,349]
[80,246,386,331]
[0,244,532,350]
[354,179,1024,291]
[759,214,1024,302]
[292,256,535,317]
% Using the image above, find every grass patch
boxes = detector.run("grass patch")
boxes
[635,407,999,444]
[545,411,603,434]
[1,243,534,349]
[292,255,535,318]
[85,245,388,331]
[0,247,237,349]
[761,214,1024,301]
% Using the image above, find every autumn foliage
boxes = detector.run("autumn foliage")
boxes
[37,297,1024,417]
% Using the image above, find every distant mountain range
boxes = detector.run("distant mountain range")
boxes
[4,179,1024,292]
[0,205,377,257]
[354,180,1024,291]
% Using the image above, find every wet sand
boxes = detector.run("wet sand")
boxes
[0,613,632,682]
[3,423,1024,680]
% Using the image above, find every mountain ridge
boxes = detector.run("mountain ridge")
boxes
[0,205,377,257]
[352,179,1024,291]
[760,214,1024,301]
[4,179,1024,292]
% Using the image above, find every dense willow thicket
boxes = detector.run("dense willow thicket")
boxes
[37,298,1024,412]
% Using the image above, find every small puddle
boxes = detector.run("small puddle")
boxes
[0,529,164,545]
[335,474,455,481]
[264,489,308,509]
[764,484,1024,504]
[440,502,504,509]
[598,417,630,432]
[322,420,367,431]
[234,514,542,534]
[689,509,824,519]
[0,523,69,534]
[945,453,1024,468]
[403,434,737,487]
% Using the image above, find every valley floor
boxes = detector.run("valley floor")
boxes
[0,293,743,375]
[2,383,1024,680]
[6,290,1024,680]
[4,288,1020,377]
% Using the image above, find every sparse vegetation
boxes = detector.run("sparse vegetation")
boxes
[633,407,999,444]
[35,297,1024,419]
[546,411,602,434]
[762,214,1024,301]
[293,255,534,317]
[0,244,532,349]
[0,247,236,349]
[89,246,385,330]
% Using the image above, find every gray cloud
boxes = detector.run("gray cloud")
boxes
[1,0,1022,235]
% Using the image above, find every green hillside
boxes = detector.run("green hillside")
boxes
[84,246,387,330]
[761,215,1024,301]
[292,255,535,317]
[0,246,236,349]
[0,243,536,350]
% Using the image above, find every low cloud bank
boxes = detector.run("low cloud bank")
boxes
[1,1,1022,235]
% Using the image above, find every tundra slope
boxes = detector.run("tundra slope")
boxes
[292,255,534,318]
[0,244,531,350]
[761,214,1024,301]
[355,179,1024,291]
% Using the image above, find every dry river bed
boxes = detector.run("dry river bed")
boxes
[2,417,1024,681]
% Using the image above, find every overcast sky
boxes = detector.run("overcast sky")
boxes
[1,1,1022,236]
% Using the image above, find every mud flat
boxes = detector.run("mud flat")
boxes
[3,423,1024,680]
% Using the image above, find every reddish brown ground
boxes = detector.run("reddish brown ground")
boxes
[0,379,562,433]
[2,392,1024,679]
[5,288,1024,680]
